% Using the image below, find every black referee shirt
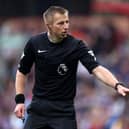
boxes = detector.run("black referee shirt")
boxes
[18,32,99,101]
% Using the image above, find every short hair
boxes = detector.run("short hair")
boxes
[43,6,68,24]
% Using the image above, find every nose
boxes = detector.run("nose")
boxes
[64,22,69,30]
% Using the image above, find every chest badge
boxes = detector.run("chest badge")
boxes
[57,64,68,75]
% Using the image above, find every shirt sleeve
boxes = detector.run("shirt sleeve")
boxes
[78,41,99,74]
[18,38,35,75]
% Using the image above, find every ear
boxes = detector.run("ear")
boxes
[47,24,52,30]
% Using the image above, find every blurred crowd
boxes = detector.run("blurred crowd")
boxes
[0,15,129,129]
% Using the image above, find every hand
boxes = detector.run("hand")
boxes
[14,103,25,119]
[117,85,129,96]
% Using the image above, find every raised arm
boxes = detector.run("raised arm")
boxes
[92,65,129,96]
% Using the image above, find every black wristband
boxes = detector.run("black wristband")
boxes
[115,82,125,90]
[15,94,25,104]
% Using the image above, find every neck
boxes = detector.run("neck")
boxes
[47,32,63,43]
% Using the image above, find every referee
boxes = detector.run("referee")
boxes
[14,6,129,129]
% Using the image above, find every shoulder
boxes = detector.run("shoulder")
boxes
[67,34,88,47]
[68,34,88,46]
[26,32,47,48]
[30,32,47,42]
[67,34,81,44]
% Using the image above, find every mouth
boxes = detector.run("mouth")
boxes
[62,31,68,35]
[61,32,67,37]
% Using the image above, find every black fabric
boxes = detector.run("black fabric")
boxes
[24,97,76,129]
[24,113,77,129]
[37,126,54,129]
[115,82,125,90]
[15,94,25,104]
[18,32,99,101]
[27,97,75,117]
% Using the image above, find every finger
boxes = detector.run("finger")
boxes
[22,107,25,118]
[18,110,23,118]
[14,109,19,116]
[21,108,25,123]
[124,87,129,91]
[126,89,129,92]
[121,92,126,96]
[15,110,23,118]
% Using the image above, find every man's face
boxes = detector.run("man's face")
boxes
[48,12,69,39]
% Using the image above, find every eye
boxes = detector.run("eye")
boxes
[57,20,69,25]
[58,21,64,25]
[66,20,69,24]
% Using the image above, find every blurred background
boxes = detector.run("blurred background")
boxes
[0,0,129,129]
